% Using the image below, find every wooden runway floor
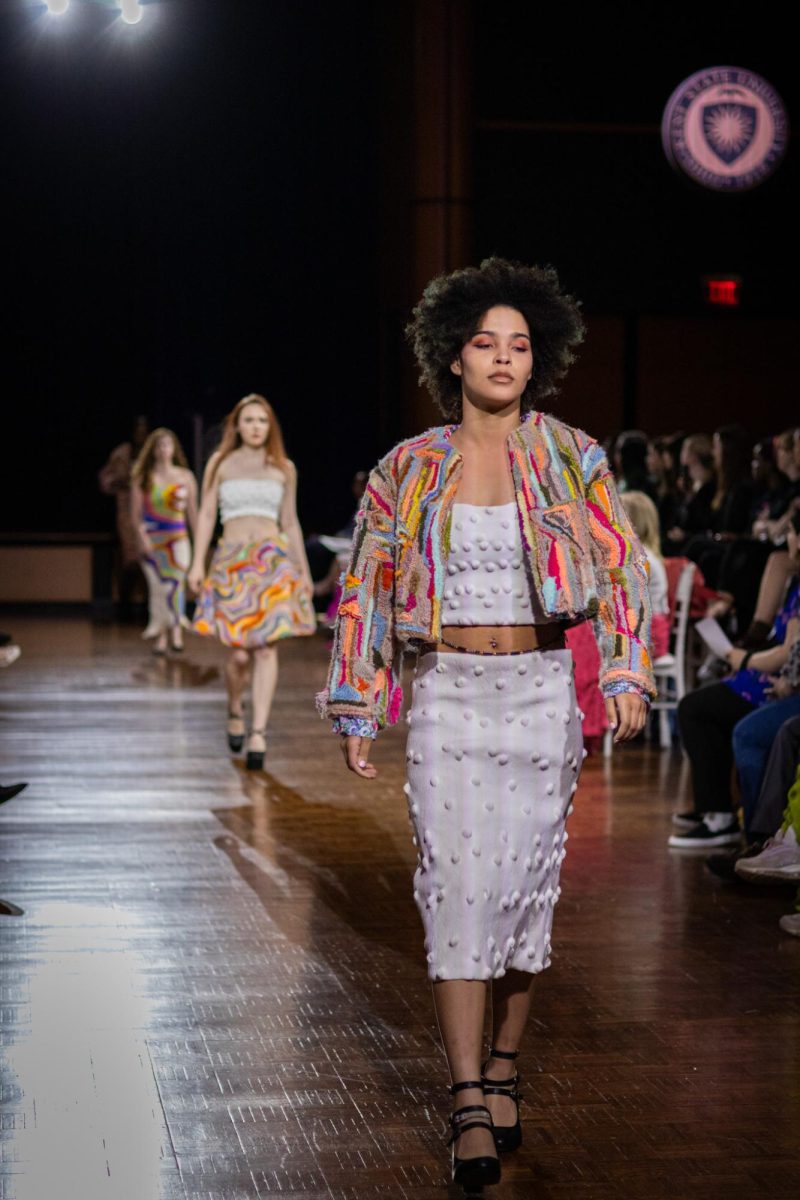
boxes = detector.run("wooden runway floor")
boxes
[1,616,799,1200]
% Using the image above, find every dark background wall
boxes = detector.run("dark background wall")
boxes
[470,8,797,437]
[0,0,382,537]
[0,1,795,538]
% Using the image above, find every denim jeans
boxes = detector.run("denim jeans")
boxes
[732,696,800,829]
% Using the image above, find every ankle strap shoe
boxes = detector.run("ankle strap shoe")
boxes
[447,1081,501,1189]
[481,1048,523,1154]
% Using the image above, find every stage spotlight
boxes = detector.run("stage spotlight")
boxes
[120,0,144,24]
[45,0,70,14]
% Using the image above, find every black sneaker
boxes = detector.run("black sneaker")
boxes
[672,809,705,830]
[0,782,27,806]
[668,817,741,848]
[705,841,765,880]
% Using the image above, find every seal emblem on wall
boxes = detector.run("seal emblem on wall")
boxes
[662,67,788,191]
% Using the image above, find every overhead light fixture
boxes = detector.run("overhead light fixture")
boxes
[45,0,70,14]
[120,0,143,24]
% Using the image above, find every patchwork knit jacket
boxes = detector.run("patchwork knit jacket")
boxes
[318,411,655,734]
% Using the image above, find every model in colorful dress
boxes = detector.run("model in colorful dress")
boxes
[189,394,315,769]
[131,428,197,655]
[318,259,655,1191]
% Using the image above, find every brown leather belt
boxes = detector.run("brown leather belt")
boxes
[418,623,566,658]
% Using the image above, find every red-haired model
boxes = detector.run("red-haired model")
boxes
[189,395,315,768]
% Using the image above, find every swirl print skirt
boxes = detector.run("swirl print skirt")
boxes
[192,537,316,648]
[141,482,191,637]
[405,648,583,981]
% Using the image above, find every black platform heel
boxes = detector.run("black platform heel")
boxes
[481,1048,523,1153]
[226,713,245,754]
[245,727,266,771]
[447,1080,501,1192]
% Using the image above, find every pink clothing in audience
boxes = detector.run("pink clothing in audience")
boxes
[566,620,608,741]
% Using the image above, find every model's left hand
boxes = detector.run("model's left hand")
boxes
[605,693,647,743]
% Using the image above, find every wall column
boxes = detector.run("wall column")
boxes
[378,1,473,438]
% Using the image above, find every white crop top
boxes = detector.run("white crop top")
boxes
[443,503,533,625]
[218,477,284,524]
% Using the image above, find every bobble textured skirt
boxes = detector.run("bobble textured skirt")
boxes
[191,537,316,649]
[406,648,583,981]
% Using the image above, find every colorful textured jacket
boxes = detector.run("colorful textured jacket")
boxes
[318,411,655,733]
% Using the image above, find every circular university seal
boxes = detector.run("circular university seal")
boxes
[662,66,789,191]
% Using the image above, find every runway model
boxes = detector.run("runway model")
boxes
[131,428,197,654]
[189,394,315,769]
[318,259,655,1191]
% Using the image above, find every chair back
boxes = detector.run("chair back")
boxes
[670,561,696,693]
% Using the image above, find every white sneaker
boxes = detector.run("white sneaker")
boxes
[734,827,800,882]
[778,912,800,937]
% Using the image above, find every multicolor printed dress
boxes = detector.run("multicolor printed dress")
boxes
[192,540,316,649]
[141,480,191,637]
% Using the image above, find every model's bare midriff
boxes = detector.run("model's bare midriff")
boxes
[427,623,566,655]
[220,516,281,544]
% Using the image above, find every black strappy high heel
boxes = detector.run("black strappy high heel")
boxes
[245,727,266,771]
[446,1080,501,1191]
[226,713,245,753]
[481,1048,523,1153]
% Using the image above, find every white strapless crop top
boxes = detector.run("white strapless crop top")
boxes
[443,503,533,625]
[218,477,284,524]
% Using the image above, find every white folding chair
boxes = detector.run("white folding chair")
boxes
[603,560,696,755]
[650,560,696,748]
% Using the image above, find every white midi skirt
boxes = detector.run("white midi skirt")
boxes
[406,648,583,981]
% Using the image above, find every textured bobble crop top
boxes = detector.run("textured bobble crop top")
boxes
[444,503,538,625]
[218,477,284,524]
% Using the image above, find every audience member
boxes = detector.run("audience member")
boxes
[620,491,671,659]
[668,526,800,849]
[665,433,715,554]
[699,432,799,637]
[614,430,656,499]
[307,470,369,605]
[735,712,800,939]
[648,432,684,541]
[683,424,753,587]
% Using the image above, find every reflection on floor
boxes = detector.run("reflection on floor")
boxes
[1,616,798,1199]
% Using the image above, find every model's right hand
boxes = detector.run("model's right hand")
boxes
[187,567,204,595]
[340,735,377,779]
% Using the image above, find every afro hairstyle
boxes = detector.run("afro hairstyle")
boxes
[405,257,585,420]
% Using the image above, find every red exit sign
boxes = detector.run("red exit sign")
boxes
[703,275,742,307]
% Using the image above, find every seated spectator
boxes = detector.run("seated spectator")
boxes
[708,541,797,650]
[736,714,800,879]
[305,470,368,606]
[684,425,753,587]
[665,434,715,555]
[614,430,657,500]
[734,711,800,939]
[648,432,684,542]
[621,491,671,660]
[752,431,800,533]
[702,431,799,635]
[668,526,800,849]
